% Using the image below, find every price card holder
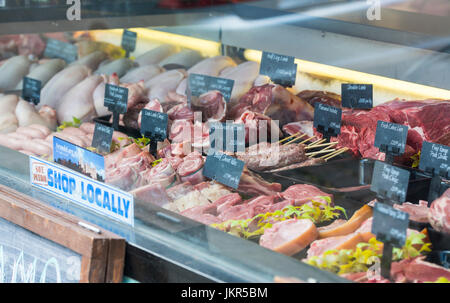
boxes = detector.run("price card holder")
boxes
[419,141,450,202]
[370,161,410,205]
[91,123,114,154]
[121,29,137,58]
[341,84,373,109]
[209,122,245,153]
[259,51,297,87]
[44,39,78,63]
[104,84,128,131]
[140,109,168,154]
[203,151,245,189]
[187,74,234,104]
[22,77,41,105]
[374,121,408,164]
[313,103,342,141]
[371,201,409,279]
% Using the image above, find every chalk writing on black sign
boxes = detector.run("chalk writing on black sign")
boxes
[188,74,234,102]
[374,121,407,155]
[259,51,297,87]
[419,141,450,177]
[341,84,373,109]
[22,77,41,105]
[371,161,410,203]
[44,39,77,63]
[372,202,409,247]
[104,84,128,114]
[140,109,168,140]
[313,103,342,137]
[121,30,137,53]
[92,123,114,154]
[203,151,244,189]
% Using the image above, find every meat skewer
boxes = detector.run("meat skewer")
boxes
[305,146,337,157]
[304,141,338,150]
[307,138,327,148]
[323,147,349,161]
[299,136,316,145]
[278,131,300,144]
[282,133,307,145]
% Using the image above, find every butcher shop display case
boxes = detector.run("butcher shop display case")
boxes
[0,0,449,283]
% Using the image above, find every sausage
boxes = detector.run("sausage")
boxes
[79,122,95,134]
[28,124,52,137]
[61,126,87,137]
[16,126,47,139]
[0,134,24,150]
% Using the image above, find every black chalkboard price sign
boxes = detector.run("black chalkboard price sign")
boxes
[140,109,169,154]
[188,73,235,103]
[203,151,245,189]
[259,51,297,87]
[371,201,409,279]
[44,38,78,63]
[22,77,41,105]
[313,102,342,140]
[371,160,410,204]
[121,30,137,58]
[0,184,125,282]
[91,123,114,154]
[341,84,373,109]
[374,121,408,164]
[209,122,245,153]
[419,141,450,202]
[104,84,128,130]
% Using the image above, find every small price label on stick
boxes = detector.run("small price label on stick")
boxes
[121,29,137,57]
[203,151,244,189]
[371,201,409,279]
[209,122,245,153]
[22,77,41,105]
[140,109,169,141]
[44,39,78,63]
[91,123,114,154]
[341,84,373,109]
[370,161,410,204]
[419,141,450,178]
[374,121,408,162]
[259,51,297,87]
[188,74,234,103]
[104,84,128,114]
[313,102,342,139]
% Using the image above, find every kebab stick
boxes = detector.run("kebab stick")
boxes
[305,141,338,150]
[298,136,316,145]
[278,132,301,144]
[283,133,307,145]
[307,138,326,148]
[318,147,344,159]
[324,148,349,161]
[305,146,336,156]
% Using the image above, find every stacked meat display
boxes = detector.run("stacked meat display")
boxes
[0,32,449,284]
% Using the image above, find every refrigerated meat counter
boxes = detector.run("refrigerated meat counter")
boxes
[0,0,449,283]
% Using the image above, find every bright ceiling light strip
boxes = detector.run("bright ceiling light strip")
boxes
[244,49,450,100]
[88,28,221,57]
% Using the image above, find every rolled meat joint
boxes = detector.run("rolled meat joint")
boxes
[15,99,57,130]
[94,58,137,78]
[70,50,108,71]
[428,188,450,233]
[15,58,66,90]
[56,74,103,123]
[145,69,187,103]
[39,64,91,110]
[159,49,203,69]
[218,61,260,105]
[259,219,318,256]
[235,110,283,145]
[0,55,32,91]
[175,56,237,96]
[120,64,164,83]
[0,94,19,133]
[191,90,226,122]
[228,84,315,125]
[93,73,120,116]
[134,45,177,66]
